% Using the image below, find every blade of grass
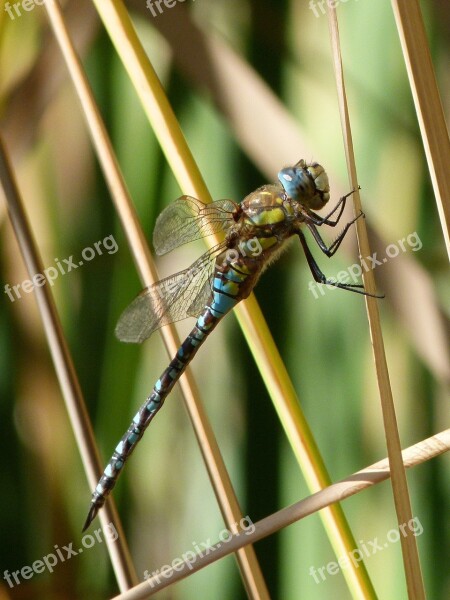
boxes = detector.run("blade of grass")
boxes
[88,1,378,598]
[43,1,269,597]
[391,0,450,260]
[0,135,139,592]
[111,428,450,599]
[328,8,426,600]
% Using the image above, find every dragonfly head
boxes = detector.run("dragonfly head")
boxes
[278,159,330,210]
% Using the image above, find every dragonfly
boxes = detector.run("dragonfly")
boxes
[83,159,380,530]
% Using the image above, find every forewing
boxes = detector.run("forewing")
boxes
[115,245,224,343]
[153,196,237,256]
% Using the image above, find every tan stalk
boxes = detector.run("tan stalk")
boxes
[328,8,426,600]
[391,0,450,259]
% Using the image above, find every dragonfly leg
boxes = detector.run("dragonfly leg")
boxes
[298,230,382,297]
[306,210,364,258]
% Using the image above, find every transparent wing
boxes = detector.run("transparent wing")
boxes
[187,277,215,317]
[115,243,226,343]
[153,196,238,256]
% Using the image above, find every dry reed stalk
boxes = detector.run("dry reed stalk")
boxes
[328,7,426,600]
[391,0,450,260]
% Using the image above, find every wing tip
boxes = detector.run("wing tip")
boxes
[115,327,142,344]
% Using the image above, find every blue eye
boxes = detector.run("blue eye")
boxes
[278,162,330,209]
[278,167,310,201]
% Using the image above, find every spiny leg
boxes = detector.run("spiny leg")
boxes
[306,210,364,258]
[298,230,378,297]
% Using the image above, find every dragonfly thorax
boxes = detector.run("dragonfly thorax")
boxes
[239,185,296,232]
[278,159,330,211]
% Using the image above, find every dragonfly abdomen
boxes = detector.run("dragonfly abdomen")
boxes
[83,303,232,530]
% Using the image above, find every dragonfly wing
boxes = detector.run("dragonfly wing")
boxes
[153,196,238,256]
[115,289,161,344]
[115,245,224,343]
[187,276,214,318]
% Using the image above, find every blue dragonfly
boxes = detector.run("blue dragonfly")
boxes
[83,159,379,530]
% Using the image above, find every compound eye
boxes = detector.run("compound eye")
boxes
[306,163,330,196]
[279,172,293,183]
[314,172,330,195]
[297,182,306,193]
[307,188,330,210]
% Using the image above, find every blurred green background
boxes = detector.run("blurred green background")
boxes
[0,1,449,598]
